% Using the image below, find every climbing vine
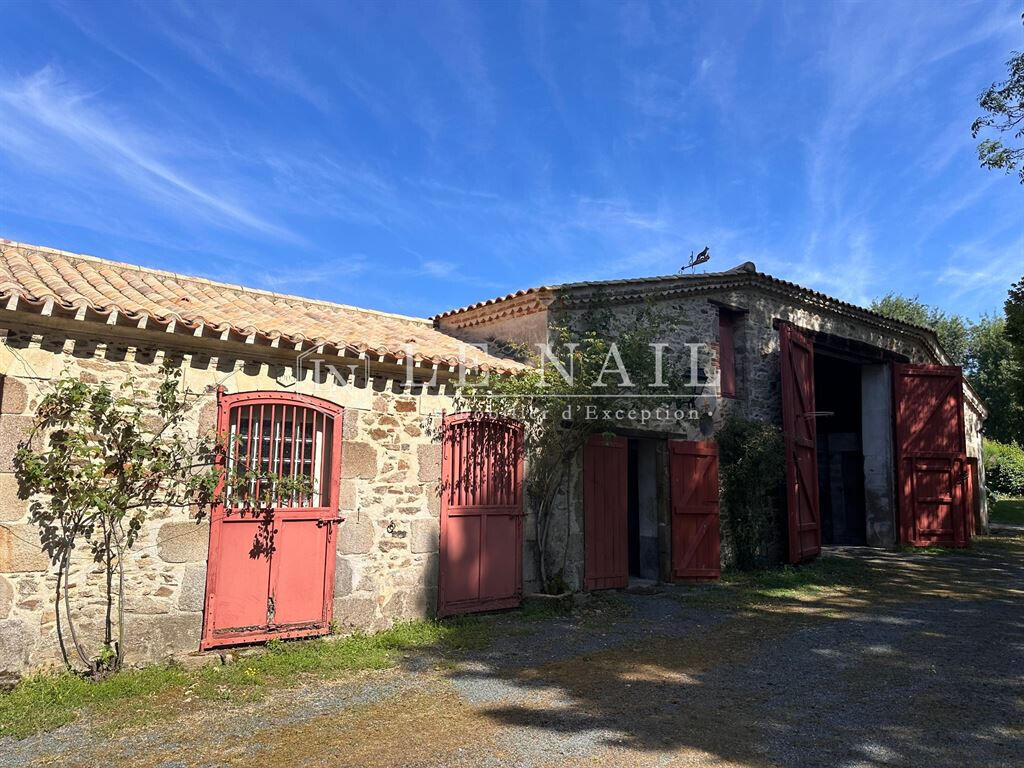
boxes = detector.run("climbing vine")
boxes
[716,413,785,570]
[456,301,707,592]
[13,360,306,674]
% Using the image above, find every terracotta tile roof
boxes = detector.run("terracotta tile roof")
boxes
[0,240,519,372]
[435,261,938,337]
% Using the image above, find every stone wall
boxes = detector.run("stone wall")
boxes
[0,322,453,681]
[463,283,988,585]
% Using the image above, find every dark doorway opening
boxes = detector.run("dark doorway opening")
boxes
[813,354,868,546]
[626,438,659,580]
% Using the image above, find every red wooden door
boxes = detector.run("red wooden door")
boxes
[584,434,628,590]
[201,392,343,650]
[438,413,524,618]
[894,364,969,547]
[780,323,821,564]
[670,440,721,581]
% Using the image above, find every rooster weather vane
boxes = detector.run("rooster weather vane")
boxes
[682,246,710,272]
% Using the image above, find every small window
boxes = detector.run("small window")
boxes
[221,393,340,510]
[719,310,738,398]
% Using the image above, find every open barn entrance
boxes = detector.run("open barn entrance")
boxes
[626,438,659,582]
[807,339,899,549]
[814,354,868,546]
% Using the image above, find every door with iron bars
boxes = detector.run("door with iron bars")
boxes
[438,413,524,618]
[584,434,629,590]
[201,391,343,650]
[894,364,970,547]
[670,440,721,581]
[780,323,821,564]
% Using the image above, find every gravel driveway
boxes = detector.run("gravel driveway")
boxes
[6,534,1023,768]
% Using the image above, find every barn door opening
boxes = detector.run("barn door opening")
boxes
[201,392,342,650]
[780,323,821,564]
[584,434,628,590]
[893,364,970,547]
[438,413,524,618]
[670,440,720,581]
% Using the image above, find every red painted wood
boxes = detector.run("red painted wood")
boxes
[201,391,342,650]
[669,440,721,581]
[893,364,969,548]
[584,434,628,590]
[437,413,524,618]
[965,457,978,539]
[719,311,737,398]
[780,323,821,564]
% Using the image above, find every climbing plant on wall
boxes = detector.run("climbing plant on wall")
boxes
[13,360,307,674]
[456,300,707,593]
[716,413,785,570]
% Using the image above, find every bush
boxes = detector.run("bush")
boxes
[717,414,786,570]
[983,438,1024,498]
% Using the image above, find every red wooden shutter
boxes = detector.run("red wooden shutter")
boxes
[893,364,969,547]
[670,440,721,580]
[780,323,821,564]
[201,391,343,650]
[719,312,737,398]
[438,413,524,617]
[584,434,628,590]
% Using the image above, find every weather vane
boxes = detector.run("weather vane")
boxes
[682,246,710,272]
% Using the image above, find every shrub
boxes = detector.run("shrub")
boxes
[717,414,786,569]
[983,438,1024,498]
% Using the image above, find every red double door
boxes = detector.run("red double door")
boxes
[894,364,972,547]
[201,392,343,650]
[583,435,720,589]
[779,323,973,561]
[438,413,525,617]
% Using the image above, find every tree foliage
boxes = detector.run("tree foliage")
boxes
[966,314,1024,444]
[870,293,969,365]
[716,414,785,570]
[972,31,1024,184]
[456,301,705,592]
[1005,275,1024,408]
[13,361,307,673]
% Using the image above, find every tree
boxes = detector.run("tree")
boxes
[13,361,306,673]
[870,293,969,365]
[966,314,1024,443]
[972,38,1024,183]
[456,301,703,592]
[1006,275,1024,407]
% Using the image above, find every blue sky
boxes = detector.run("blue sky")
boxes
[1,1,1021,319]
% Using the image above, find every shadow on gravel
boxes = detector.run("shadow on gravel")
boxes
[432,534,1024,767]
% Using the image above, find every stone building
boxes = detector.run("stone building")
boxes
[0,240,986,681]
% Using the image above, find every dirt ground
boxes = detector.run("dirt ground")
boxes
[5,535,1023,768]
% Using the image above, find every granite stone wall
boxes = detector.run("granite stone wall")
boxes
[0,323,452,681]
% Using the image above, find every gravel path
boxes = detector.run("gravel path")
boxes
[5,534,1023,768]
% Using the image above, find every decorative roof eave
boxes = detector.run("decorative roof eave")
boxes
[0,287,523,375]
[0,239,524,375]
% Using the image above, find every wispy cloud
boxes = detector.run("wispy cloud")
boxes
[0,66,298,241]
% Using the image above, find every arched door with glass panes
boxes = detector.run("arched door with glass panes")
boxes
[200,391,343,649]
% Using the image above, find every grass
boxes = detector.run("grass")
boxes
[0,616,491,741]
[676,553,883,609]
[990,497,1024,526]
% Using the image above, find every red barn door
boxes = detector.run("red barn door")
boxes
[894,364,970,547]
[438,413,524,617]
[780,323,821,564]
[670,440,721,581]
[202,392,342,650]
[584,434,628,590]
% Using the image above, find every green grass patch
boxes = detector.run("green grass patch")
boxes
[676,554,882,608]
[0,616,492,741]
[990,497,1024,526]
